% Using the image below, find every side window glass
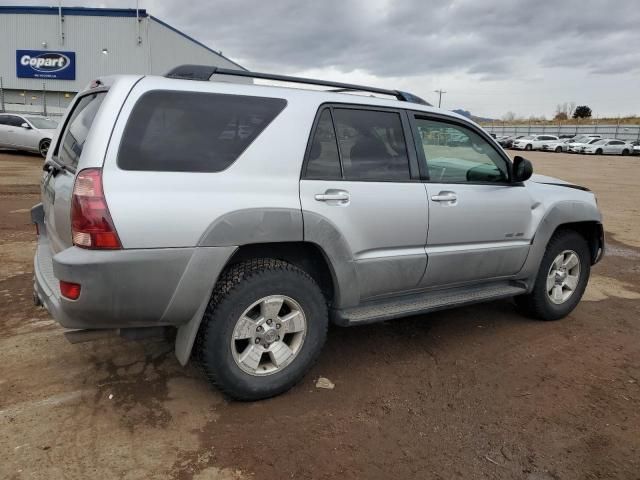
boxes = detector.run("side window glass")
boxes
[57,92,106,169]
[305,109,342,179]
[332,108,410,181]
[0,115,8,126]
[6,116,23,127]
[414,118,508,183]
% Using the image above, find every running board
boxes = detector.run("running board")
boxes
[333,283,527,326]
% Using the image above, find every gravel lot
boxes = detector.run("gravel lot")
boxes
[1,149,639,479]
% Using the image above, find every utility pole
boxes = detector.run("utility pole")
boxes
[434,89,446,108]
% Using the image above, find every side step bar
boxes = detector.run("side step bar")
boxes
[333,282,527,326]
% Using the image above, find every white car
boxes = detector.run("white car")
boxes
[542,138,574,153]
[0,114,58,157]
[583,139,633,156]
[512,134,560,151]
[567,137,602,153]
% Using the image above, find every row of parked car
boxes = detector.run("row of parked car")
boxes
[495,133,640,156]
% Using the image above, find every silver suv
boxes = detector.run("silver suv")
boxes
[32,66,604,400]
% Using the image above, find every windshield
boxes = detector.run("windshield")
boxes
[521,136,535,140]
[592,140,607,145]
[587,138,600,144]
[25,117,58,129]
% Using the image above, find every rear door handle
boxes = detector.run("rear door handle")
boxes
[315,190,350,204]
[431,191,457,203]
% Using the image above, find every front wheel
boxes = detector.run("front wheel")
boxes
[595,149,603,155]
[555,146,562,153]
[515,230,591,320]
[39,138,51,158]
[197,259,328,401]
[525,144,533,151]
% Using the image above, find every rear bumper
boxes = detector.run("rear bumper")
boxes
[32,203,236,330]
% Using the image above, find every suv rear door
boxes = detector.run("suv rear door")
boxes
[43,90,106,253]
[300,105,428,302]
[409,113,534,287]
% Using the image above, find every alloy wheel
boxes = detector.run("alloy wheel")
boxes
[231,295,307,376]
[546,250,581,305]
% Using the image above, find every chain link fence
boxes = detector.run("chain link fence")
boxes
[482,122,640,142]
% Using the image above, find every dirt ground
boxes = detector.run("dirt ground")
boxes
[1,149,639,480]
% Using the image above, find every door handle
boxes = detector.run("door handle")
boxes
[431,192,457,203]
[314,190,350,203]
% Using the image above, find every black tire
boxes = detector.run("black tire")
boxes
[525,144,533,151]
[555,146,562,153]
[622,149,629,156]
[39,138,51,158]
[197,258,328,401]
[595,149,603,155]
[515,230,591,321]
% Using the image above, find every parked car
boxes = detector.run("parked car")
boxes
[628,140,640,155]
[568,137,602,153]
[512,135,560,151]
[32,66,604,400]
[542,138,574,153]
[582,139,633,155]
[0,113,58,157]
[499,135,525,148]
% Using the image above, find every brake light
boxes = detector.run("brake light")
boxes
[60,280,81,300]
[71,168,121,249]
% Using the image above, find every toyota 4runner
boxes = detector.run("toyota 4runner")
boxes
[32,66,604,400]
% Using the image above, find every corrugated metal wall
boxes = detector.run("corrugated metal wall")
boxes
[0,12,242,93]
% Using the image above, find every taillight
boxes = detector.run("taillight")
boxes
[71,168,122,249]
[60,280,81,300]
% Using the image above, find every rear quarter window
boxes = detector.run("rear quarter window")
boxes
[118,90,287,172]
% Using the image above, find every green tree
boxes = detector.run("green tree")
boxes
[573,105,592,119]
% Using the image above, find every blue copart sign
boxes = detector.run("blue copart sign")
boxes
[16,50,76,80]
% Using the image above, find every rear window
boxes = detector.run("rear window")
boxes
[118,90,287,172]
[56,92,106,169]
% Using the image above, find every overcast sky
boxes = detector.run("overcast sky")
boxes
[6,0,640,118]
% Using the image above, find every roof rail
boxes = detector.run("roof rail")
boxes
[164,65,432,106]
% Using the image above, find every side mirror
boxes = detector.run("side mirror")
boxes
[513,156,533,182]
[21,122,31,129]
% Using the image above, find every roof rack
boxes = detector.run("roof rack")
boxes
[164,65,432,106]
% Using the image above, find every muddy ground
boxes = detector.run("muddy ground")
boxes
[1,150,639,479]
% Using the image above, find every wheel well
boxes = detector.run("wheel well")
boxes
[225,242,336,306]
[553,221,604,264]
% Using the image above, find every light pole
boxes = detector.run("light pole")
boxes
[434,89,446,108]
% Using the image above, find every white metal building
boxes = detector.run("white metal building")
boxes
[0,6,245,115]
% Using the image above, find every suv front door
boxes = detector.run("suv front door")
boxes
[410,114,534,287]
[300,106,428,304]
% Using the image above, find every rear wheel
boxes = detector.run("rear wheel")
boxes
[197,258,328,401]
[622,149,629,156]
[39,138,51,158]
[515,230,590,321]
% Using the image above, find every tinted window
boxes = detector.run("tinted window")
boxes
[305,109,341,179]
[118,91,286,172]
[332,108,410,181]
[2,116,24,127]
[415,118,508,183]
[57,92,106,169]
[0,115,9,126]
